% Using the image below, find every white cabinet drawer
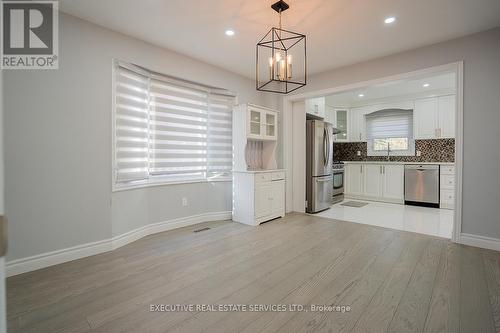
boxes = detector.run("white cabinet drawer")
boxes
[255,173,272,183]
[271,171,285,180]
[440,175,455,189]
[440,189,455,209]
[441,165,455,175]
[441,189,455,202]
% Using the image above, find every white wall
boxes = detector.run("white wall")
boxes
[4,13,279,262]
[291,27,500,239]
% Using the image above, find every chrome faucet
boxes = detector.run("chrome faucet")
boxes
[386,142,391,161]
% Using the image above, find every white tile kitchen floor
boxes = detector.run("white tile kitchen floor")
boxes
[315,200,454,239]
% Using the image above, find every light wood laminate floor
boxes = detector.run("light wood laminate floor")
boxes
[7,214,500,333]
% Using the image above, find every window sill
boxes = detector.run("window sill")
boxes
[112,177,232,192]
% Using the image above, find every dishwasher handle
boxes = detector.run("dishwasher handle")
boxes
[404,164,439,171]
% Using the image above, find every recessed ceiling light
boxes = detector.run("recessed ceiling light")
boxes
[225,29,235,36]
[384,16,396,24]
[358,93,365,98]
[423,83,430,87]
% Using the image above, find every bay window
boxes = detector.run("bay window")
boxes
[113,61,235,189]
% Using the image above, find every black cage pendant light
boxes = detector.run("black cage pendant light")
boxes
[256,0,306,94]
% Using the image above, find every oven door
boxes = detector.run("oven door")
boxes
[332,170,344,196]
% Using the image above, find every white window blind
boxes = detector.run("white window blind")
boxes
[365,109,414,156]
[113,61,235,188]
[114,66,150,183]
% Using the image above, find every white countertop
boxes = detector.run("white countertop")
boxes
[343,161,454,165]
[233,169,285,173]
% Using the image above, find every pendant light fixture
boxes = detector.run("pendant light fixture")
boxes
[256,0,306,94]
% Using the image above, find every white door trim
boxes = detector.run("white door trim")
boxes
[282,61,464,243]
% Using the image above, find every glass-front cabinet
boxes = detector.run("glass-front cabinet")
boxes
[334,109,348,141]
[265,112,276,139]
[248,109,262,138]
[247,105,277,141]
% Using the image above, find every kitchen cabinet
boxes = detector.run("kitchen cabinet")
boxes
[233,104,283,225]
[334,109,349,141]
[255,183,272,218]
[245,104,278,141]
[233,104,278,171]
[440,165,455,209]
[363,164,383,197]
[233,170,286,226]
[270,179,285,213]
[345,163,404,203]
[438,95,456,138]
[305,97,325,119]
[382,165,405,201]
[414,95,456,139]
[324,105,335,125]
[349,106,370,142]
[345,164,363,197]
[414,98,439,139]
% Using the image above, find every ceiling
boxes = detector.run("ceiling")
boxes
[325,72,456,107]
[60,0,500,79]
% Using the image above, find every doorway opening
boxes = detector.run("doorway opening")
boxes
[282,62,463,241]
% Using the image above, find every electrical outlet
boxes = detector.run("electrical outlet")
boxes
[182,197,188,207]
[416,150,422,157]
[357,150,361,156]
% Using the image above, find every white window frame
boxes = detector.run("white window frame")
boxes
[366,109,415,157]
[111,60,236,191]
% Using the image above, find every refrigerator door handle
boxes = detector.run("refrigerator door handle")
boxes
[326,128,330,166]
[323,128,327,166]
[316,176,333,182]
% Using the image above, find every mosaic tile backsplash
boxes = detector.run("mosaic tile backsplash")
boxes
[333,139,455,163]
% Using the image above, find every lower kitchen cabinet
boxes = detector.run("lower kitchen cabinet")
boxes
[382,165,405,201]
[345,163,404,204]
[363,164,383,198]
[233,170,285,226]
[345,164,363,197]
[440,165,455,209]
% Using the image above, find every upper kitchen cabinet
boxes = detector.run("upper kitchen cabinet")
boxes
[334,109,349,141]
[414,95,456,139]
[413,98,438,139]
[349,106,371,142]
[324,105,335,125]
[438,95,456,138]
[324,106,349,141]
[245,104,278,141]
[414,98,439,139]
[233,104,279,171]
[305,97,325,119]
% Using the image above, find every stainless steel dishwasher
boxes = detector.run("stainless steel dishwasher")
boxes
[404,165,440,208]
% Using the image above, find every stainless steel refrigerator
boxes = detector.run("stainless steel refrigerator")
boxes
[306,120,334,213]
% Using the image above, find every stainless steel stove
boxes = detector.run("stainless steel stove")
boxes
[332,162,345,204]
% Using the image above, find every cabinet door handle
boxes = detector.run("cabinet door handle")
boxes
[383,166,385,174]
[380,165,382,174]
[360,165,363,173]
[359,133,361,140]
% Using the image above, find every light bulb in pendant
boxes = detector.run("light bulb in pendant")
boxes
[268,57,273,80]
[286,54,292,79]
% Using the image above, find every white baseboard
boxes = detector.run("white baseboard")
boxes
[6,211,232,277]
[459,233,500,252]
